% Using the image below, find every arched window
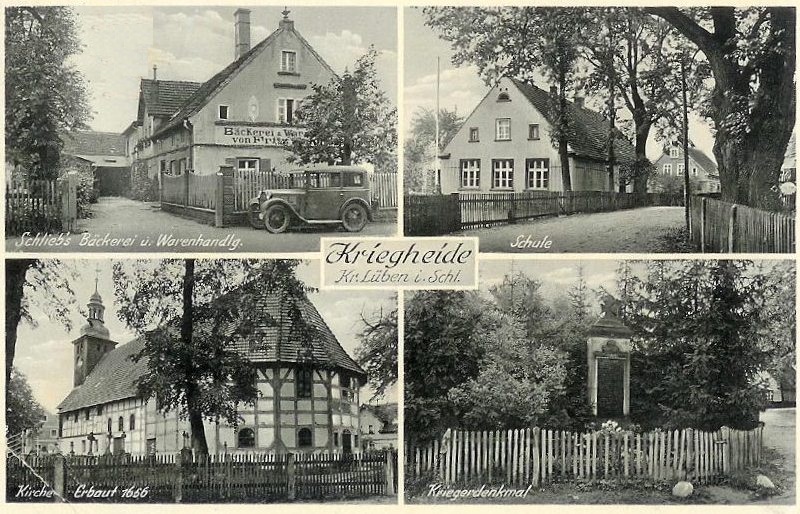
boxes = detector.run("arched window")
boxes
[118,416,124,431]
[129,414,136,431]
[497,91,510,102]
[238,427,255,448]
[296,367,313,398]
[298,428,312,448]
[107,418,112,433]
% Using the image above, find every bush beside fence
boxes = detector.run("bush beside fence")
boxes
[7,450,397,503]
[406,425,763,487]
[404,194,461,236]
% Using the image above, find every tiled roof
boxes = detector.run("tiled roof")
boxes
[511,79,636,164]
[61,131,126,157]
[151,22,336,140]
[58,285,365,413]
[688,148,718,176]
[138,79,202,121]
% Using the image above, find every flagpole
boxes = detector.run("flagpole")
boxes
[435,56,441,193]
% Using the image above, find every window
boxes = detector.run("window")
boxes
[469,127,479,142]
[368,424,374,435]
[237,427,255,448]
[51,429,57,437]
[526,158,549,189]
[73,412,78,423]
[278,98,299,124]
[333,432,339,447]
[281,50,297,73]
[159,160,166,174]
[296,368,313,398]
[107,418,112,433]
[81,441,85,454]
[497,91,510,102]
[669,147,679,158]
[663,163,672,175]
[496,118,511,141]
[343,172,363,187]
[218,105,229,120]
[298,428,312,448]
[85,409,90,420]
[492,159,514,189]
[460,159,480,188]
[146,438,157,456]
[118,416,124,431]
[97,406,103,416]
[129,414,136,431]
[528,124,540,140]
[237,158,258,172]
[692,167,699,177]
[677,163,685,175]
[70,441,75,453]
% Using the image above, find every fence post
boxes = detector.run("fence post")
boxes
[450,192,461,232]
[384,450,394,496]
[287,453,296,500]
[52,454,66,502]
[215,170,225,228]
[720,426,730,474]
[727,204,738,253]
[173,452,184,503]
[700,197,707,252]
[182,170,190,210]
[217,165,235,228]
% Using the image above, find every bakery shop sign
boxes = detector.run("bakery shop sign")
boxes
[215,125,305,147]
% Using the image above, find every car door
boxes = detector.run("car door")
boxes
[304,171,343,220]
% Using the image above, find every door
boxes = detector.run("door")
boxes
[304,171,343,220]
[112,436,125,455]
[596,357,625,417]
[342,430,352,454]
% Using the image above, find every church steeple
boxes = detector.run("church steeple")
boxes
[73,268,116,387]
[81,267,109,339]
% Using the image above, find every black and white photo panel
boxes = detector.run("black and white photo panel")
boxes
[403,6,795,253]
[6,258,398,503]
[405,258,795,504]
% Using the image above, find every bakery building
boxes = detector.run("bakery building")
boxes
[439,77,635,194]
[126,8,337,193]
[57,280,366,456]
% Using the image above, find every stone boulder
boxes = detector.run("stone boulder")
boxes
[756,474,775,489]
[672,481,694,498]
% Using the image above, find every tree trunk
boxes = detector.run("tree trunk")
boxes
[632,120,652,193]
[5,260,35,384]
[558,84,572,191]
[181,258,209,455]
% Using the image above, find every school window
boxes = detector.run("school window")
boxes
[528,124,540,140]
[469,127,479,142]
[278,98,298,124]
[296,368,313,399]
[281,50,297,73]
[460,159,480,188]
[237,427,255,448]
[237,158,258,172]
[526,158,549,189]
[669,147,679,158]
[218,105,229,120]
[677,163,685,175]
[492,159,514,189]
[495,118,511,141]
[663,163,672,175]
[298,428,312,448]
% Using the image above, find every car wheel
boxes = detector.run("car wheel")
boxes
[341,203,368,232]
[263,204,291,234]
[249,204,263,229]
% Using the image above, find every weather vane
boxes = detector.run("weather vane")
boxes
[282,7,290,19]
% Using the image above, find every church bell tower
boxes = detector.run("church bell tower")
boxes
[72,271,117,387]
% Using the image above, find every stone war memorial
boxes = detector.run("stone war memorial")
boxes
[586,295,633,418]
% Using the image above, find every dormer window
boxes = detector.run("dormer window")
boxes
[669,147,679,158]
[497,91,510,102]
[218,105,229,120]
[281,50,297,73]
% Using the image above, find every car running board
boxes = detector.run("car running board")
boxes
[303,219,343,225]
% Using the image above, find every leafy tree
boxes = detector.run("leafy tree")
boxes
[112,259,311,455]
[647,7,796,210]
[6,367,46,437]
[5,7,90,178]
[404,107,462,194]
[289,47,397,168]
[423,7,588,190]
[567,264,589,321]
[355,296,398,400]
[5,259,77,384]
[754,261,795,391]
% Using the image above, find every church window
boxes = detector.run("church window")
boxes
[118,416,124,431]
[237,427,255,448]
[73,412,78,423]
[296,368,313,398]
[97,405,102,415]
[298,428,312,448]
[333,432,339,447]
[85,409,90,420]
[107,418,112,433]
[129,414,136,431]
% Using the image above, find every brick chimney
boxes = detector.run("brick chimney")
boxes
[234,8,251,60]
[574,96,585,109]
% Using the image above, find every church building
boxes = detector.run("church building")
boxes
[56,279,365,456]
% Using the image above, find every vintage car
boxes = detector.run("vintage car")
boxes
[249,166,373,233]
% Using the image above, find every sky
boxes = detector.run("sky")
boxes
[403,7,718,163]
[71,6,397,133]
[13,260,396,413]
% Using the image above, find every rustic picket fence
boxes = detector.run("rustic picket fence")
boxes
[406,426,763,486]
[162,171,217,212]
[404,191,683,235]
[7,450,397,503]
[689,196,795,253]
[5,175,78,235]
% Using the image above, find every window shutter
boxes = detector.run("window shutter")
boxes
[260,158,272,173]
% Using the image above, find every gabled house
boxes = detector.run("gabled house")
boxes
[125,8,337,197]
[57,281,366,457]
[651,142,720,194]
[439,77,635,194]
[359,403,397,450]
[61,130,130,196]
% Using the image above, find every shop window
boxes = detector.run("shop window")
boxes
[218,105,229,120]
[281,50,297,73]
[495,118,511,141]
[129,414,136,431]
[469,127,479,142]
[526,158,549,189]
[492,159,514,189]
[296,368,313,398]
[460,159,480,188]
[528,124,540,140]
[298,428,312,448]
[237,427,255,448]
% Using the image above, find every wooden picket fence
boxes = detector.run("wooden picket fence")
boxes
[689,196,795,253]
[406,425,763,486]
[7,450,397,503]
[369,172,398,209]
[6,176,77,235]
[161,171,217,212]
